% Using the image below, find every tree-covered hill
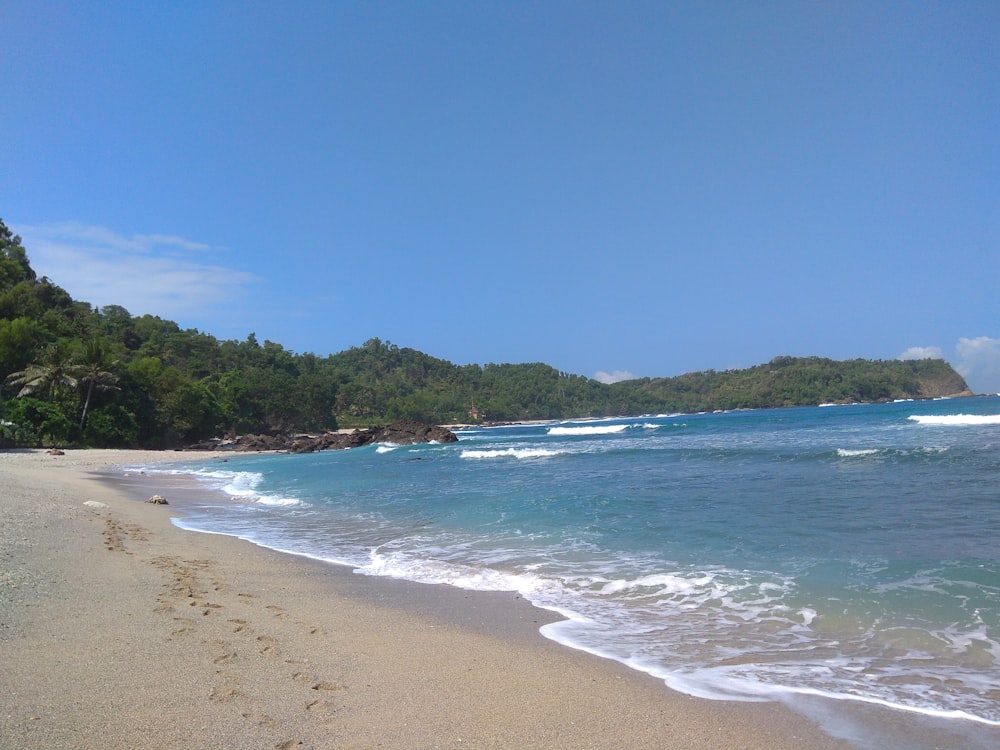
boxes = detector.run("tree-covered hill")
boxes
[608,355,971,415]
[0,218,973,448]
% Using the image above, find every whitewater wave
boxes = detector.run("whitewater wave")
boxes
[460,447,564,460]
[547,422,659,437]
[836,448,882,458]
[548,424,628,436]
[147,466,302,506]
[908,414,1000,426]
[537,564,1000,728]
[361,548,555,597]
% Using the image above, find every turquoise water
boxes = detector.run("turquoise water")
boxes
[140,397,1000,744]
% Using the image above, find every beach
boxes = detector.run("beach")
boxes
[1,448,856,749]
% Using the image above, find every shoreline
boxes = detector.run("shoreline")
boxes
[0,447,978,749]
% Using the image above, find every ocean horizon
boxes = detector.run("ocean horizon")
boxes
[128,396,1000,749]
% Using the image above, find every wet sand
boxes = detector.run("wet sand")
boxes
[1,448,860,749]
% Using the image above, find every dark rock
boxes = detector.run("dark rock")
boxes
[370,420,459,446]
[187,421,457,454]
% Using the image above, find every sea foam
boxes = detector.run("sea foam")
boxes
[547,422,659,436]
[178,467,302,506]
[836,448,881,458]
[908,414,1000,426]
[548,424,629,436]
[460,447,563,460]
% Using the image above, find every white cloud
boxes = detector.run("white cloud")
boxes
[594,369,635,384]
[898,346,944,360]
[900,339,1000,394]
[13,222,258,323]
[954,336,1000,394]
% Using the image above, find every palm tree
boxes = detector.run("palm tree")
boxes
[5,343,80,399]
[75,338,120,431]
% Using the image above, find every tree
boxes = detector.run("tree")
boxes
[0,219,36,291]
[0,316,44,376]
[75,337,121,431]
[6,343,80,399]
[3,397,73,446]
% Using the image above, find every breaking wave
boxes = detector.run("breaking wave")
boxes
[547,422,659,437]
[460,447,564,460]
[908,414,1000,426]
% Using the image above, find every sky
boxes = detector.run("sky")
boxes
[2,1,998,392]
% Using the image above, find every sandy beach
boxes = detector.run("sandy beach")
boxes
[0,448,855,749]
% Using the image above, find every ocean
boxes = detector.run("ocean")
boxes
[133,396,1000,748]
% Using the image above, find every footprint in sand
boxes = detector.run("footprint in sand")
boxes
[241,712,280,729]
[209,686,244,703]
[103,519,128,553]
[257,635,280,657]
[311,681,345,692]
[209,640,238,664]
[292,672,345,692]
[305,698,339,729]
[294,621,327,636]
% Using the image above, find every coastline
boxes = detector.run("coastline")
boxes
[0,448,864,748]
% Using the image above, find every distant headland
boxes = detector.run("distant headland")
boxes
[0,218,973,450]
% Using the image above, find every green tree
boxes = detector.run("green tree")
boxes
[0,220,36,291]
[74,337,121,431]
[6,343,80,399]
[0,316,44,376]
[3,397,73,446]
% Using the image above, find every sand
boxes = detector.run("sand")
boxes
[0,448,857,750]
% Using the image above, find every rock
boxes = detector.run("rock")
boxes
[190,422,458,454]
[146,495,169,505]
[370,420,459,446]
[83,500,109,509]
[46,448,65,455]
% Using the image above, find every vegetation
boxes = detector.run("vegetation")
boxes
[0,217,971,448]
[606,355,968,415]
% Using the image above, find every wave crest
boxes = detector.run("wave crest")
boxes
[908,414,1000,426]
[547,422,659,437]
[836,448,881,458]
[460,448,563,460]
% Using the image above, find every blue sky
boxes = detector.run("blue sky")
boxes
[3,1,998,392]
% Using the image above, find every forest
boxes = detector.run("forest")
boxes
[0,218,971,448]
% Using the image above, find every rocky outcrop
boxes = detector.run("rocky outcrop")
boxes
[915,370,975,399]
[187,421,458,454]
[369,420,459,446]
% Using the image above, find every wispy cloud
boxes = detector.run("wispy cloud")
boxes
[13,222,258,323]
[900,338,1000,394]
[594,369,635,384]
